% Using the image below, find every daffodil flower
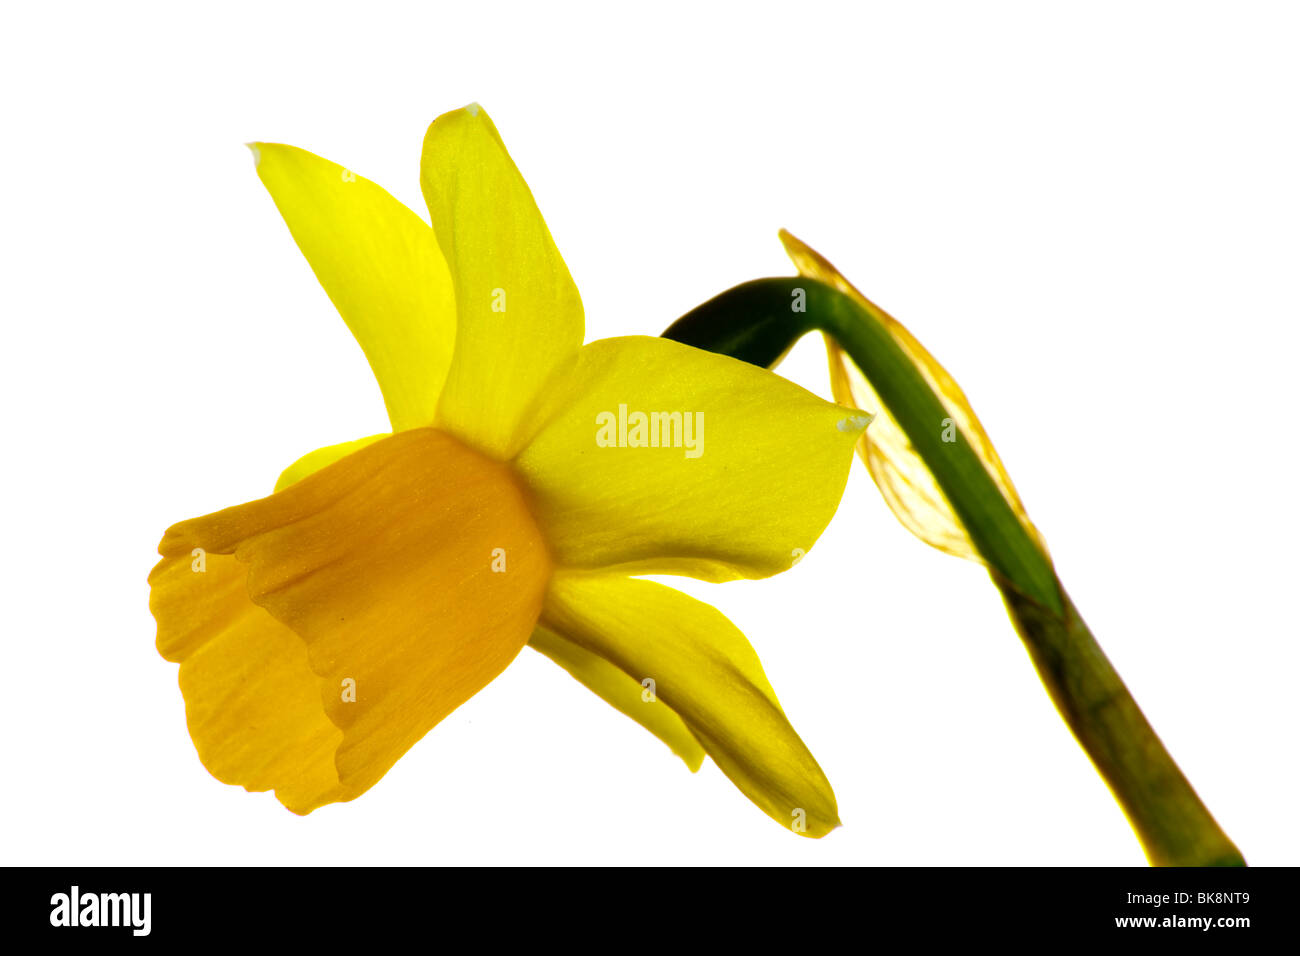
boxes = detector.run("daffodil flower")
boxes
[149,105,868,836]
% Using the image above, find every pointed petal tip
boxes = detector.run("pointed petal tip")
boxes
[777,227,804,253]
[244,142,262,167]
[836,411,874,435]
[799,813,843,839]
[783,814,842,839]
[426,102,486,134]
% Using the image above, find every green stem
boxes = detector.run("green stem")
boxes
[664,277,1244,866]
[999,584,1243,866]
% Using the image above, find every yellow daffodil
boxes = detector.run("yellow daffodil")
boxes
[150,104,868,836]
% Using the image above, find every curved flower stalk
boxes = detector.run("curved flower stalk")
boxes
[150,105,870,836]
[664,237,1244,866]
[782,234,1046,567]
[778,232,1060,609]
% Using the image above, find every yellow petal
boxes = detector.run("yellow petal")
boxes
[251,142,456,432]
[274,434,388,491]
[150,553,343,812]
[529,625,705,771]
[154,428,552,807]
[419,105,584,459]
[780,229,1049,563]
[513,335,868,582]
[542,572,840,837]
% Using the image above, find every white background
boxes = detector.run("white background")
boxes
[3,1,1297,866]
